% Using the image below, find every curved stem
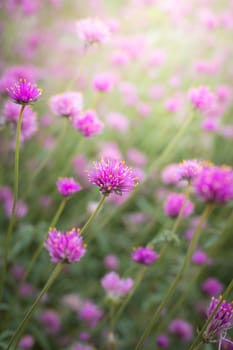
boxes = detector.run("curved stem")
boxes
[6,263,63,350]
[0,105,25,302]
[134,204,213,350]
[82,195,106,238]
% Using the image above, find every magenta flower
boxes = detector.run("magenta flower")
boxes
[132,247,159,266]
[92,72,116,92]
[79,300,103,327]
[201,278,223,297]
[44,228,86,263]
[203,296,233,345]
[39,310,61,334]
[56,177,81,197]
[161,163,181,186]
[87,159,138,196]
[164,193,194,218]
[179,160,202,181]
[156,335,170,348]
[188,86,215,112]
[169,319,193,342]
[5,78,42,105]
[73,110,103,137]
[18,335,35,350]
[76,18,110,45]
[49,92,83,118]
[101,271,133,300]
[194,164,233,204]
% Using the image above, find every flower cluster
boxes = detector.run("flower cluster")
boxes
[76,18,110,45]
[179,160,202,181]
[6,78,42,105]
[87,159,138,196]
[73,110,103,137]
[56,177,81,197]
[49,92,83,118]
[44,228,86,263]
[164,193,194,218]
[132,246,159,266]
[101,271,133,300]
[188,86,215,112]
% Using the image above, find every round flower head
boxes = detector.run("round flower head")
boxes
[49,92,83,118]
[79,300,103,327]
[5,78,42,105]
[73,110,104,137]
[132,247,159,266]
[161,163,181,186]
[18,335,35,350]
[39,310,61,334]
[164,193,194,218]
[169,319,193,342]
[201,278,223,296]
[92,72,116,92]
[179,160,202,181]
[188,86,215,112]
[87,159,138,196]
[203,296,233,343]
[76,18,110,45]
[101,271,133,300]
[156,335,170,348]
[45,228,86,263]
[56,177,81,197]
[194,164,233,204]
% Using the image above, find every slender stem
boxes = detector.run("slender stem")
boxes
[6,263,63,350]
[0,105,25,302]
[134,204,213,350]
[188,278,233,350]
[82,195,106,237]
[22,198,68,283]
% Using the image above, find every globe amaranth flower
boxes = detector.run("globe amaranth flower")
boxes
[87,158,138,196]
[169,319,193,342]
[194,164,233,204]
[79,300,103,327]
[92,72,117,92]
[44,228,86,263]
[39,310,61,334]
[203,296,233,346]
[179,160,202,181]
[49,92,83,118]
[73,110,104,137]
[164,193,194,218]
[188,86,215,112]
[101,271,133,300]
[156,335,170,348]
[76,18,110,45]
[56,177,81,197]
[201,278,224,297]
[132,246,159,266]
[18,335,35,350]
[5,78,42,105]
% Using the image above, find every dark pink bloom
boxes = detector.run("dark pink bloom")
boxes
[188,86,215,112]
[18,335,35,349]
[201,278,223,296]
[132,247,159,266]
[194,165,233,204]
[92,72,117,92]
[164,193,194,218]
[169,319,193,342]
[192,249,210,265]
[79,300,103,327]
[45,228,86,263]
[156,334,170,348]
[87,159,138,196]
[39,310,61,334]
[49,92,83,118]
[5,78,42,105]
[76,18,110,45]
[73,110,103,137]
[179,160,202,181]
[161,164,181,186]
[203,296,233,343]
[56,177,81,197]
[104,255,119,270]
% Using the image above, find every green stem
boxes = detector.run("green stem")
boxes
[22,198,67,283]
[188,278,233,350]
[0,105,25,302]
[82,195,106,237]
[134,204,213,350]
[6,263,63,350]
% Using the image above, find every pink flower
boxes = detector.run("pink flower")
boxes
[101,271,133,299]
[188,86,215,112]
[132,247,159,266]
[6,78,42,105]
[164,193,194,218]
[56,177,81,197]
[49,92,83,118]
[92,72,117,92]
[169,319,193,342]
[76,18,110,45]
[79,300,103,327]
[39,310,61,334]
[73,110,103,137]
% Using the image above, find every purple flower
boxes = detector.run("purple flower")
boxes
[76,18,110,45]
[192,249,210,265]
[56,177,81,197]
[101,271,133,300]
[169,319,193,342]
[164,193,194,218]
[44,228,86,263]
[79,300,103,327]
[188,86,215,112]
[5,78,42,105]
[104,255,119,270]
[73,110,104,137]
[161,163,181,186]
[156,334,170,348]
[87,159,138,196]
[132,247,159,266]
[39,310,61,334]
[194,164,233,204]
[179,160,202,181]
[201,278,223,297]
[203,296,233,343]
[18,335,35,349]
[49,92,83,118]
[92,72,116,92]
